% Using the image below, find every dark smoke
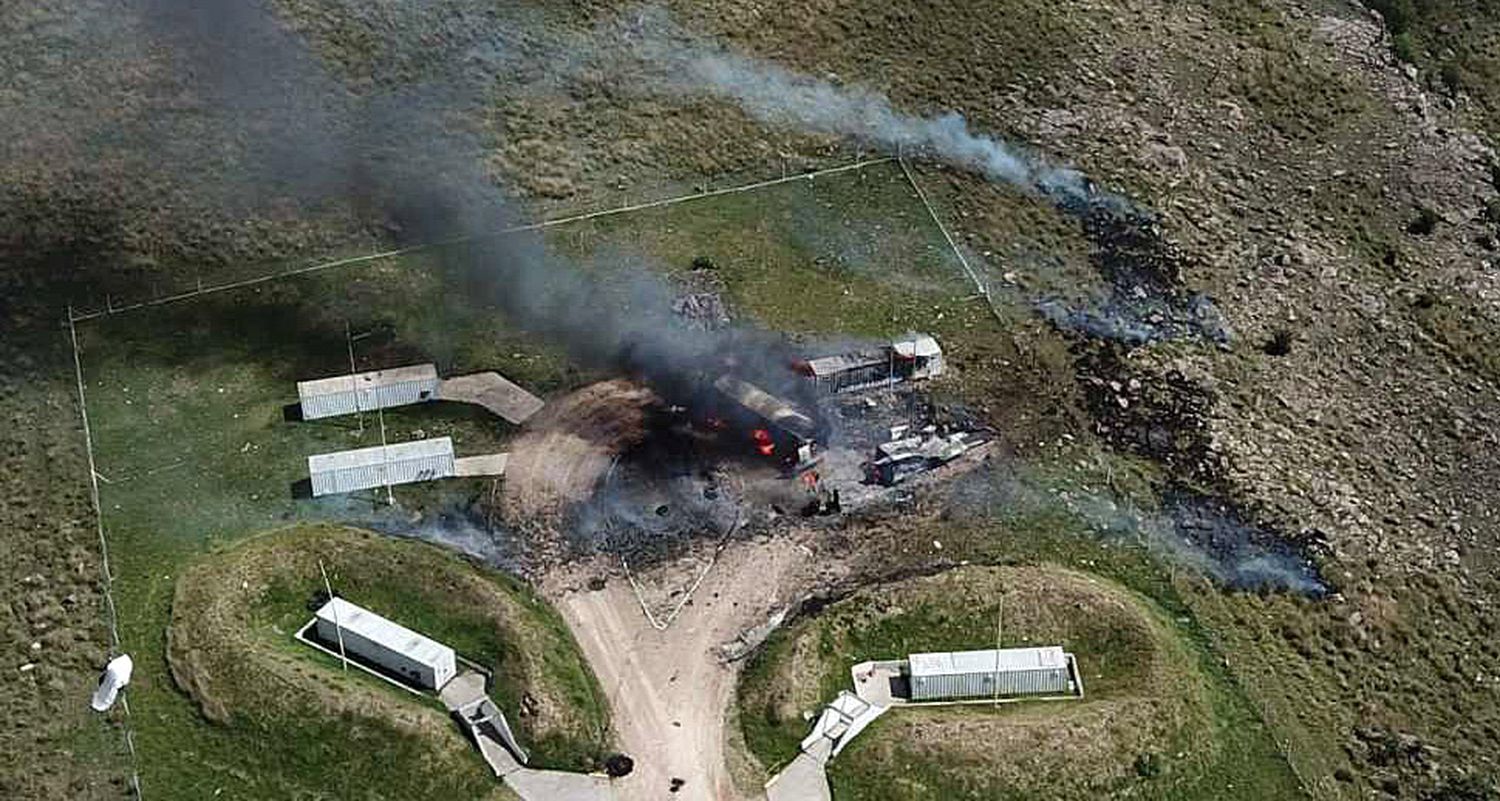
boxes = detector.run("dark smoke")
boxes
[137,0,818,429]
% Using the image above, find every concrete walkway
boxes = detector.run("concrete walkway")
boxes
[764,740,832,801]
[439,373,545,425]
[440,669,615,801]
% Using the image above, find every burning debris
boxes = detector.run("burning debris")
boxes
[671,292,731,331]
[707,374,821,469]
[866,427,989,486]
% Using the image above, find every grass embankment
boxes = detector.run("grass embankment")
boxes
[167,524,609,789]
[739,564,1302,801]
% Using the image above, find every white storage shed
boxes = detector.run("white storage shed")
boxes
[307,437,456,497]
[891,334,945,380]
[297,364,440,420]
[908,646,1072,701]
[314,598,457,690]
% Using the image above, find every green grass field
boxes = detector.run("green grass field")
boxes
[170,525,609,775]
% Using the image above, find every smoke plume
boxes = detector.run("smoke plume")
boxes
[609,9,1123,211]
[136,0,816,423]
[948,464,1327,595]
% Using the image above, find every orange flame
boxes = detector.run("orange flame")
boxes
[751,428,775,456]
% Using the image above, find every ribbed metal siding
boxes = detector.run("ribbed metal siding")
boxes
[310,451,455,496]
[910,667,1070,701]
[314,618,452,689]
[816,363,895,395]
[300,378,439,420]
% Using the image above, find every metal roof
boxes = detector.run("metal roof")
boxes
[307,437,454,474]
[297,364,439,398]
[315,597,454,668]
[713,375,818,439]
[892,334,942,358]
[804,352,887,377]
[909,646,1068,677]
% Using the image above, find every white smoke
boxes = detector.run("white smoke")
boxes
[610,9,1122,210]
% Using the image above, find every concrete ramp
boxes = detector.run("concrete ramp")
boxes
[507,769,614,800]
[454,453,509,478]
[765,740,833,801]
[440,373,545,425]
[440,670,614,800]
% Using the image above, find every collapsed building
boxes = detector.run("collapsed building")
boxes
[867,428,988,486]
[708,374,821,469]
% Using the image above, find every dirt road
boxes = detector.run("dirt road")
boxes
[549,535,816,801]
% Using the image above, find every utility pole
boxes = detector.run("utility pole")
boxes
[378,406,394,506]
[992,594,1003,706]
[319,559,348,672]
[345,320,363,436]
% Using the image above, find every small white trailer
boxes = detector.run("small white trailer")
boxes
[297,364,440,420]
[313,597,457,691]
[908,646,1073,701]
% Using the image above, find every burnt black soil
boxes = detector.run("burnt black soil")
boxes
[1070,339,1327,594]
[1040,201,1230,346]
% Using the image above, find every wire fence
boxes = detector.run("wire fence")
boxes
[67,155,896,324]
[67,310,145,799]
[896,156,1004,324]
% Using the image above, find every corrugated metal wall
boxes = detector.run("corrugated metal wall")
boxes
[300,378,439,420]
[910,667,1070,701]
[817,363,894,395]
[310,451,455,496]
[314,618,447,689]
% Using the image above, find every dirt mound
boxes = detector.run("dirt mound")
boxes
[502,379,659,524]
[740,565,1215,800]
[166,524,611,775]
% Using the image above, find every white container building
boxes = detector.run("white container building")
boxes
[307,437,456,497]
[908,646,1072,701]
[297,364,440,420]
[313,597,457,691]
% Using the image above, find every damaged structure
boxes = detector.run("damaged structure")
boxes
[867,428,988,486]
[711,374,821,468]
[797,333,945,396]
